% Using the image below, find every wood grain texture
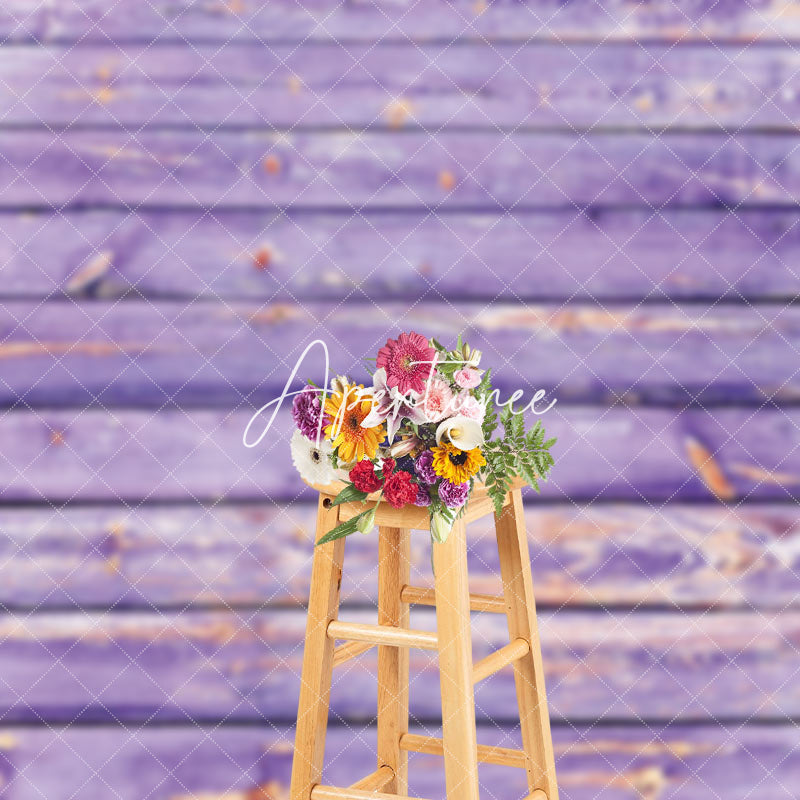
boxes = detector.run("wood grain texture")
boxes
[3,209,799,302]
[1,406,799,503]
[311,786,426,800]
[349,766,394,793]
[495,490,559,798]
[6,43,800,129]
[5,501,798,611]
[3,0,799,43]
[432,518,480,800]
[289,495,344,800]
[400,733,528,769]
[2,0,798,789]
[376,526,411,794]
[1,722,797,800]
[327,620,439,650]
[1,300,799,407]
[1,606,800,723]
[4,130,800,209]
[471,638,531,684]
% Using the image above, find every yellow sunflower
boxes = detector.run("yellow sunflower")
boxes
[324,383,385,463]
[431,442,486,484]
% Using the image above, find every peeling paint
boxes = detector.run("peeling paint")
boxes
[557,738,723,758]
[170,782,284,800]
[438,170,456,190]
[247,304,299,325]
[479,306,767,335]
[65,250,113,294]
[252,246,272,271]
[384,97,415,128]
[731,462,800,487]
[263,155,281,175]
[0,342,149,359]
[685,437,735,500]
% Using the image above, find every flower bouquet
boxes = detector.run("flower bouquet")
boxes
[290,332,556,546]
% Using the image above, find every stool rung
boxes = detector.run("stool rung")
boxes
[311,786,430,800]
[332,640,375,668]
[399,733,528,769]
[327,620,438,650]
[401,585,506,614]
[472,638,530,684]
[349,765,394,791]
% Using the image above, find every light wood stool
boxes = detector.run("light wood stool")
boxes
[290,477,558,800]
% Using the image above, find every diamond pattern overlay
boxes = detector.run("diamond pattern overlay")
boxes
[0,0,799,798]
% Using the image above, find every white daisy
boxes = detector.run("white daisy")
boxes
[290,429,336,485]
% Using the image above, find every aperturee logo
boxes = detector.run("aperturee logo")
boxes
[244,334,556,545]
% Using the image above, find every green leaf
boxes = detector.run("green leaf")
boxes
[316,514,363,545]
[477,366,492,389]
[330,484,369,507]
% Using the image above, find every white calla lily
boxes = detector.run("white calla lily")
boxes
[435,416,484,450]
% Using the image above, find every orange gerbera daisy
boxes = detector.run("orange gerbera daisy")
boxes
[324,382,385,463]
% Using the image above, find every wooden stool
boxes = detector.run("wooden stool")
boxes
[290,477,558,800]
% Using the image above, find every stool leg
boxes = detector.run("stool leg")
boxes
[495,489,559,800]
[433,518,480,800]
[377,526,411,794]
[290,496,346,800]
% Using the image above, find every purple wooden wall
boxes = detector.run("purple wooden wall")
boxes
[1,1,800,798]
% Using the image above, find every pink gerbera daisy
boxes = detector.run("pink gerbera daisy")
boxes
[376,332,436,395]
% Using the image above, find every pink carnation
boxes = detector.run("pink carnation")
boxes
[453,393,486,424]
[376,332,436,395]
[420,377,454,422]
[454,368,482,389]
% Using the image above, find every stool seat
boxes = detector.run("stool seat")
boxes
[304,476,528,530]
[290,480,559,800]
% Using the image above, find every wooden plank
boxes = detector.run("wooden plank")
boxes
[7,43,800,129]
[471,638,531,684]
[432,518,480,800]
[2,209,799,302]
[5,501,800,611]
[289,495,344,800]
[327,620,438,651]
[312,787,427,800]
[4,0,800,43]
[401,587,506,614]
[1,300,800,407]
[495,490,559,797]
[376,526,411,794]
[1,406,800,503]
[0,722,797,800]
[333,640,376,668]
[349,766,394,793]
[2,607,800,722]
[4,130,800,209]
[334,477,513,530]
[400,733,528,769]
[337,499,430,530]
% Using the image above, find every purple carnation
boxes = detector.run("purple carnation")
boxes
[414,450,437,485]
[414,484,432,507]
[438,479,469,508]
[292,387,327,440]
